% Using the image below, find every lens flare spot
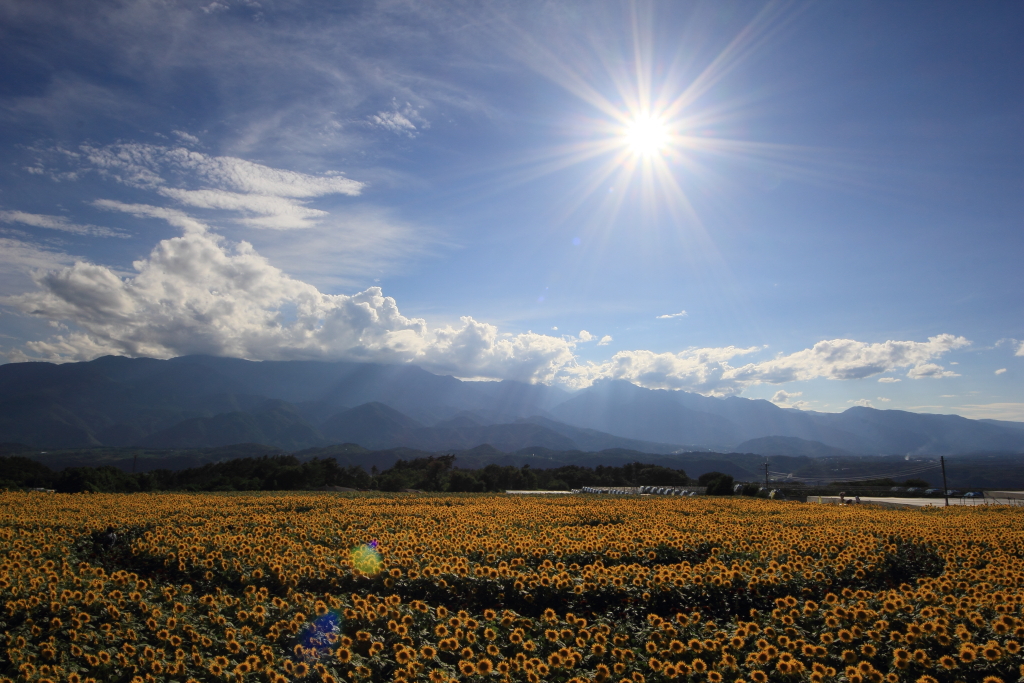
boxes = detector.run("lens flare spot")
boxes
[299,610,341,659]
[351,541,383,576]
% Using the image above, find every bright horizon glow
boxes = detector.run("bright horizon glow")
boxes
[624,115,671,157]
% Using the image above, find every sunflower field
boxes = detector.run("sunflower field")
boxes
[2,492,1023,683]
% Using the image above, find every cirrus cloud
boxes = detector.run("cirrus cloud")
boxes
[38,143,365,232]
[0,210,128,238]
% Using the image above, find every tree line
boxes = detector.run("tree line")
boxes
[0,454,747,495]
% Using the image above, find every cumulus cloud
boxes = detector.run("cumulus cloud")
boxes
[563,335,968,394]
[3,223,972,392]
[561,346,762,393]
[4,227,574,383]
[848,398,874,408]
[1018,343,1024,357]
[995,368,1007,375]
[878,377,901,383]
[597,335,612,346]
[656,310,687,319]
[771,390,810,410]
[0,210,128,238]
[906,362,959,379]
[743,337,968,383]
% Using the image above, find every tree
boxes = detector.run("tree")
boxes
[698,471,729,486]
[705,474,735,496]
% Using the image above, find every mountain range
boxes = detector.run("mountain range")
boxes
[2,354,1024,457]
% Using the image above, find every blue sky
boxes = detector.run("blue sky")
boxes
[1,1,1022,419]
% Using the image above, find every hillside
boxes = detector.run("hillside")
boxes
[2,355,1024,456]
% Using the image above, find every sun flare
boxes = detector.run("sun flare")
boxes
[623,115,670,157]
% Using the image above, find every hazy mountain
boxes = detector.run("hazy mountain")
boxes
[733,436,858,458]
[549,380,739,448]
[979,419,1024,432]
[817,407,1024,455]
[553,379,1024,455]
[141,401,323,451]
[514,415,684,454]
[320,402,424,448]
[2,355,1024,456]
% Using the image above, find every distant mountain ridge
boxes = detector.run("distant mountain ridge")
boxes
[1,355,1023,455]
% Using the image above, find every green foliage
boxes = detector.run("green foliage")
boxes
[0,456,53,490]
[348,458,689,493]
[739,483,760,496]
[704,474,735,495]
[0,454,690,494]
[1,455,371,493]
[697,470,729,485]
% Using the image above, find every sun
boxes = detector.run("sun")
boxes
[623,115,670,157]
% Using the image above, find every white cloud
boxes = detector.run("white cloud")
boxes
[21,139,440,285]
[4,227,574,383]
[368,101,428,137]
[172,130,200,144]
[370,110,418,136]
[749,337,968,383]
[954,403,1024,422]
[0,236,80,302]
[562,345,762,393]
[770,389,810,410]
[2,222,972,394]
[877,397,891,402]
[55,143,366,231]
[995,338,1023,356]
[0,210,128,238]
[848,398,873,408]
[906,362,959,379]
[878,377,901,383]
[0,237,77,274]
[995,368,1007,375]
[92,200,210,234]
[156,188,329,230]
[81,144,364,197]
[656,310,687,319]
[597,335,612,346]
[564,335,968,395]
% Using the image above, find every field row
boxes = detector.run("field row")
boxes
[2,492,1023,682]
